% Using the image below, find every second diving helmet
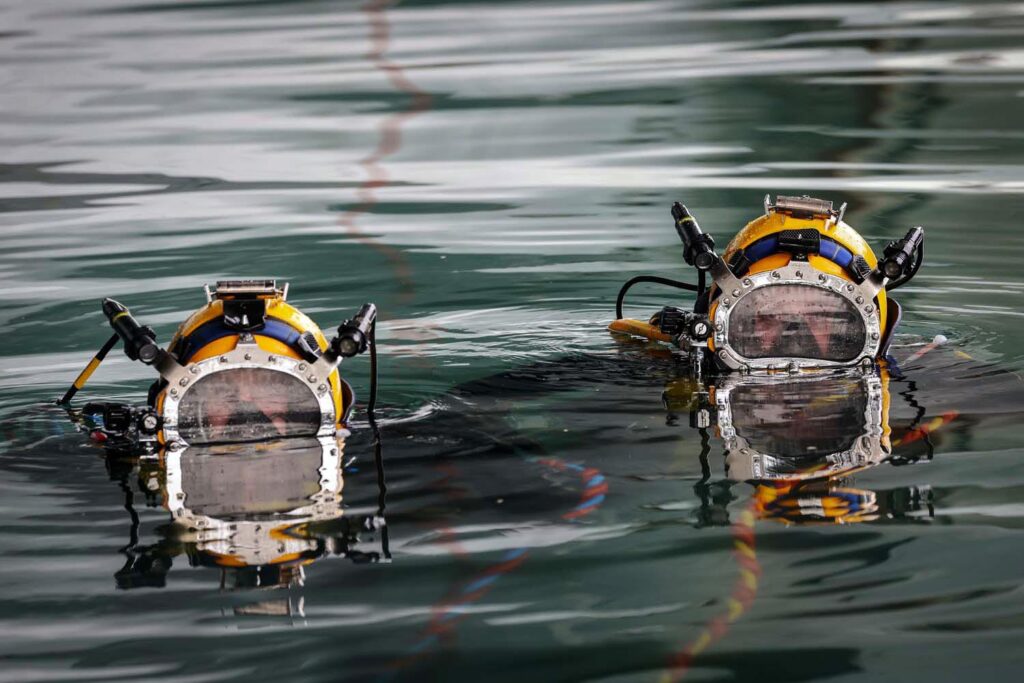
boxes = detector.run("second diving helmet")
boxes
[612,195,925,373]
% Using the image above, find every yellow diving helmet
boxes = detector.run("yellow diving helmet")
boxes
[611,195,924,373]
[60,279,377,450]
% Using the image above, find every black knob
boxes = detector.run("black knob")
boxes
[689,317,712,341]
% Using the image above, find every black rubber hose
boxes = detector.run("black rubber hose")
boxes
[367,318,389,559]
[367,319,378,418]
[616,275,700,320]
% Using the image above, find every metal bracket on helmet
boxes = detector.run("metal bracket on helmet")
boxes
[706,255,745,297]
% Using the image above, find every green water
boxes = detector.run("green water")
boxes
[3,1,1024,681]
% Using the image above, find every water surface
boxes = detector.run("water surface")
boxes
[3,1,1024,681]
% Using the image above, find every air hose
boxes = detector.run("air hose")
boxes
[616,276,702,321]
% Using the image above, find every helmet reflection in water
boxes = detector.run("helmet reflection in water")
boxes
[144,435,387,590]
[669,368,892,525]
[726,371,887,525]
[719,371,888,475]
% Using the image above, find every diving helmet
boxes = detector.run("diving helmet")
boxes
[60,279,377,450]
[612,196,924,373]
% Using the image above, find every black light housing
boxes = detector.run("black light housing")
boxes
[672,202,717,272]
[332,303,377,358]
[879,226,924,283]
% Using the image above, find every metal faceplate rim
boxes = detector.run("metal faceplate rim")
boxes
[711,263,883,371]
[163,434,345,562]
[160,344,338,448]
[716,369,889,481]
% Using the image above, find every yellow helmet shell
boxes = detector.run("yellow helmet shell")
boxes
[709,210,890,349]
[155,294,349,432]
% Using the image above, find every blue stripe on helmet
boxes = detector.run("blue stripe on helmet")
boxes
[175,318,303,365]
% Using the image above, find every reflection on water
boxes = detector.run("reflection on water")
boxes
[117,435,387,594]
[5,0,1024,681]
[8,343,1023,682]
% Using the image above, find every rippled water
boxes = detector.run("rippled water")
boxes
[3,1,1024,681]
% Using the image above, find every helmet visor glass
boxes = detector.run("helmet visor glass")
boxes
[176,368,323,444]
[728,285,866,362]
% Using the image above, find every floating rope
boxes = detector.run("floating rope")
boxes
[388,455,608,673]
[661,501,760,683]
[893,411,959,447]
